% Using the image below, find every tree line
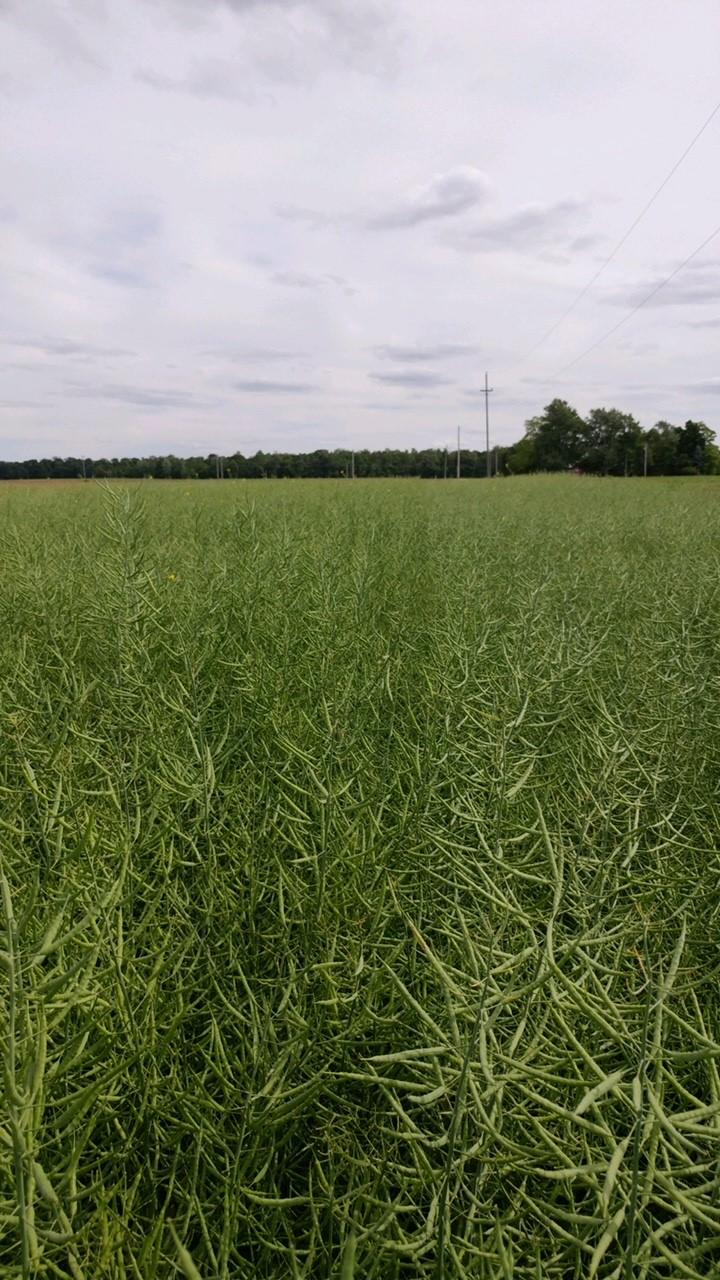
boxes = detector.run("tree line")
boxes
[505,402,719,476]
[1,401,717,480]
[0,448,495,481]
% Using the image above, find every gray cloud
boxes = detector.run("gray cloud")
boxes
[0,399,48,409]
[366,167,490,230]
[154,0,399,85]
[2,336,135,358]
[324,273,357,297]
[370,370,452,388]
[89,265,153,288]
[686,379,720,395]
[276,168,490,233]
[224,0,397,61]
[275,204,339,229]
[48,207,165,290]
[234,379,317,393]
[446,198,590,253]
[263,271,313,289]
[219,0,372,11]
[271,270,356,295]
[607,264,720,308]
[1,2,103,68]
[362,400,416,412]
[569,232,605,252]
[203,346,306,361]
[374,342,477,362]
[135,63,259,102]
[9,207,162,296]
[71,384,218,410]
[613,339,660,356]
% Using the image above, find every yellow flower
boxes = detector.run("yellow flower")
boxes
[167,572,177,582]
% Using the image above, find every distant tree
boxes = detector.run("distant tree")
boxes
[505,434,536,474]
[0,415,717,481]
[581,408,644,475]
[676,420,716,474]
[643,422,679,475]
[704,440,720,475]
[528,402,577,470]
[515,400,586,471]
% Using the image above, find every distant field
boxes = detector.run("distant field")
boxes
[1,476,720,1278]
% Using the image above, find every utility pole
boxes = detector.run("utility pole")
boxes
[483,372,494,478]
[443,447,447,480]
[456,425,461,479]
[350,450,355,479]
[643,442,648,477]
[495,446,499,477]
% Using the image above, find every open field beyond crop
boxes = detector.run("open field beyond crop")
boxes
[2,475,720,1279]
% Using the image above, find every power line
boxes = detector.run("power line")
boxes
[522,94,720,359]
[554,217,720,374]
[483,372,493,477]
[479,373,489,478]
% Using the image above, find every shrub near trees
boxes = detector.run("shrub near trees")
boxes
[0,400,717,479]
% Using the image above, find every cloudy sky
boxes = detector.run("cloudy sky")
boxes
[2,0,720,460]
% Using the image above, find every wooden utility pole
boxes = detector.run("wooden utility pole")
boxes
[350,450,355,479]
[456,425,461,479]
[484,372,494,478]
[643,442,648,477]
[443,447,447,480]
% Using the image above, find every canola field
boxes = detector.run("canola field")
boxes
[1,475,720,1279]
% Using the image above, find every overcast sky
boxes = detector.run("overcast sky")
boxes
[2,0,720,460]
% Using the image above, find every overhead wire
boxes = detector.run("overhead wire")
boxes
[520,94,720,360]
[554,217,720,374]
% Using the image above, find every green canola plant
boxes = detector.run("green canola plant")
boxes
[1,475,719,1278]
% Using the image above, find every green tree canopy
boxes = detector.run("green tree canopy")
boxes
[524,400,587,471]
[581,408,643,476]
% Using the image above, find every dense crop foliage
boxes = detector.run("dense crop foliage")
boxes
[1,476,720,1279]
